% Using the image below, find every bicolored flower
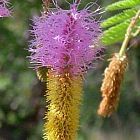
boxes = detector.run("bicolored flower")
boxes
[29,1,104,140]
[0,0,10,17]
[29,1,103,75]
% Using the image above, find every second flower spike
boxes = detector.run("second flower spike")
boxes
[98,53,128,117]
[0,0,11,17]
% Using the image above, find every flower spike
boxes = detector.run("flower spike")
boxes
[0,0,11,17]
[29,1,103,140]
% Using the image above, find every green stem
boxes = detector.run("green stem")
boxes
[132,26,140,37]
[119,10,140,57]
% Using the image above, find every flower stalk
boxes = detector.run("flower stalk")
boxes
[119,10,140,57]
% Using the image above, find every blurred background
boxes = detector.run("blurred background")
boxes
[0,0,140,139]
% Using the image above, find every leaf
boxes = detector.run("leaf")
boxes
[102,0,140,45]
[101,9,137,28]
[106,0,140,11]
[102,20,130,45]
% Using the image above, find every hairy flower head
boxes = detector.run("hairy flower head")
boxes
[0,0,10,17]
[29,1,103,75]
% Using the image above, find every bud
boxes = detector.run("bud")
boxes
[98,53,128,117]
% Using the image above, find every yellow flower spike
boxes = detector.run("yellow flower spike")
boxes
[43,71,83,140]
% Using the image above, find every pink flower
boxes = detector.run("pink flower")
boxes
[0,0,10,17]
[29,1,104,75]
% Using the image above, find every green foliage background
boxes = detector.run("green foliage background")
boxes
[101,0,140,45]
[0,0,140,140]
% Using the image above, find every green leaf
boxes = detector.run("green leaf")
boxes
[106,0,140,11]
[101,9,137,28]
[102,20,130,45]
